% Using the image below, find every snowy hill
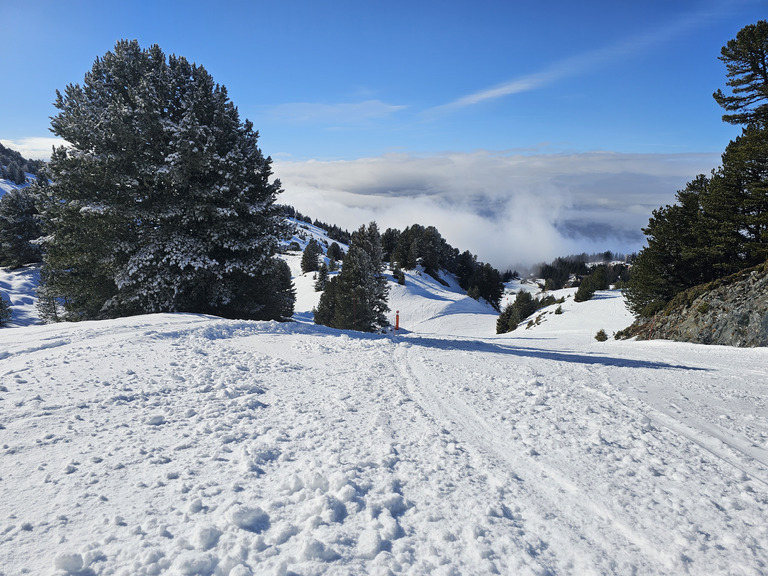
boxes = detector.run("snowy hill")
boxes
[1,255,768,574]
[0,174,39,198]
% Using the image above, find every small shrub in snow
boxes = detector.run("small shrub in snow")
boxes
[595,329,609,342]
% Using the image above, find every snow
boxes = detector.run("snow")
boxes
[1,259,767,575]
[0,174,37,198]
[0,264,40,327]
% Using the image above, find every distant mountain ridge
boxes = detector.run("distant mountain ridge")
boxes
[0,142,45,197]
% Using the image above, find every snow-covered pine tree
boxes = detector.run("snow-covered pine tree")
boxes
[314,222,389,332]
[0,187,42,268]
[38,40,293,321]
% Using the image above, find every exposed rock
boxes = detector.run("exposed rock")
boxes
[620,260,768,347]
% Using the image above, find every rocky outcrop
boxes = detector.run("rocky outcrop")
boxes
[621,260,768,347]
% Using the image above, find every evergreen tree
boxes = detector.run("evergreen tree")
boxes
[327,241,344,262]
[314,262,329,291]
[420,225,443,276]
[713,20,768,127]
[37,40,292,321]
[454,250,477,290]
[314,222,389,332]
[574,266,608,302]
[254,258,295,320]
[0,187,43,268]
[312,274,338,327]
[301,238,322,273]
[626,21,768,318]
[469,262,504,310]
[380,228,400,262]
[496,291,537,334]
[703,126,768,266]
[496,303,521,334]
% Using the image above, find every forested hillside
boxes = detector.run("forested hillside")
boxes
[0,142,44,185]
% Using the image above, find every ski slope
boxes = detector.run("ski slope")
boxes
[1,264,767,576]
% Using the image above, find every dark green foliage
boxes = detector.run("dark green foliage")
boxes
[625,129,768,316]
[0,143,45,181]
[327,241,344,262]
[254,259,295,320]
[378,223,503,310]
[0,295,11,326]
[300,216,351,244]
[381,228,400,262]
[705,126,768,266]
[537,256,590,290]
[574,266,608,302]
[496,303,521,334]
[314,262,329,291]
[496,291,562,334]
[314,222,389,332]
[496,291,536,334]
[626,22,768,318]
[713,20,768,127]
[0,187,43,268]
[537,253,627,290]
[453,251,476,289]
[594,329,608,342]
[301,238,322,273]
[501,269,519,282]
[468,262,504,310]
[392,224,450,275]
[37,40,292,322]
[312,274,338,327]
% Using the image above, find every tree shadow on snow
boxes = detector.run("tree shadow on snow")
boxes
[400,335,709,371]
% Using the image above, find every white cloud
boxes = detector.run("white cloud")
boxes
[274,150,719,268]
[0,137,66,160]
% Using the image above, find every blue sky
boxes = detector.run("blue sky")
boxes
[1,0,765,266]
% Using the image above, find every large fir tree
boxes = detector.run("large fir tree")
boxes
[37,40,293,321]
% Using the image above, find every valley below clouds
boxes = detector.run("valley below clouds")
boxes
[275,149,720,268]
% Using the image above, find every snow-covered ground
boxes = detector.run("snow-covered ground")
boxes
[1,259,767,575]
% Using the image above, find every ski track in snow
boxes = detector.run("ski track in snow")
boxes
[1,263,768,575]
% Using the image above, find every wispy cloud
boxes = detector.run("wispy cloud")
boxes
[266,99,406,126]
[438,4,723,111]
[274,150,719,268]
[0,137,65,160]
